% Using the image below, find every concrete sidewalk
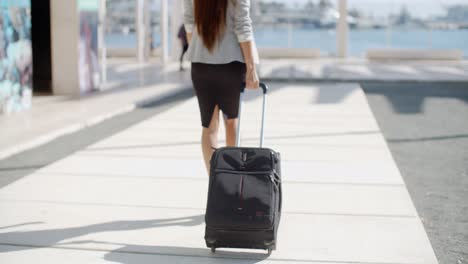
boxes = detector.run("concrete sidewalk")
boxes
[0,60,191,160]
[0,83,438,263]
[259,58,468,82]
[2,57,467,161]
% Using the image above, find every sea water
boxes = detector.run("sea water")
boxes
[105,28,468,57]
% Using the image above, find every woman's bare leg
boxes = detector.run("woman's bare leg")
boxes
[202,105,220,174]
[224,117,238,147]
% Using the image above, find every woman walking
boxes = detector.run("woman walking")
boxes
[177,24,189,71]
[183,0,260,173]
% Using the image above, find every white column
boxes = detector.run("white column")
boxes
[136,0,146,62]
[98,0,107,83]
[336,0,348,58]
[160,0,169,64]
[50,0,80,95]
[144,0,151,59]
[252,0,261,18]
[170,0,183,60]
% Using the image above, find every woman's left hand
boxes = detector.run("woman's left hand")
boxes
[246,66,259,90]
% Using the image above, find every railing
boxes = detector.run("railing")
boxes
[347,0,468,58]
[104,0,468,59]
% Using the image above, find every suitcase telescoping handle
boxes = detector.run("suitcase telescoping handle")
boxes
[236,82,268,148]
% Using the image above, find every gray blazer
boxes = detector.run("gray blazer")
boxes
[183,0,259,64]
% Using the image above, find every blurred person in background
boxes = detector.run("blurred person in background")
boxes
[177,24,189,71]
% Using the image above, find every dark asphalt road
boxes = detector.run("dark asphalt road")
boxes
[362,82,468,264]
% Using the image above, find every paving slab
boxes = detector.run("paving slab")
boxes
[0,203,433,263]
[0,171,413,216]
[0,245,364,264]
[37,156,404,184]
[0,83,438,263]
[0,59,191,160]
[260,59,468,82]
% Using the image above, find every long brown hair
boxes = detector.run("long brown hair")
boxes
[194,0,228,52]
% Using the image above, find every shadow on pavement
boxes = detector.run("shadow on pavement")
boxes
[0,222,44,230]
[387,133,468,143]
[0,88,194,189]
[0,215,204,253]
[0,214,270,263]
[361,81,468,114]
[98,242,269,264]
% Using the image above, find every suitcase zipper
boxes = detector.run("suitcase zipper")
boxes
[210,226,274,232]
[214,169,272,175]
[238,175,244,211]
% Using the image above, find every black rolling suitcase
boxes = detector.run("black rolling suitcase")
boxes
[205,83,282,255]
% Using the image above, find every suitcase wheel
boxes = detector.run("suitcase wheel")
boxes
[267,248,273,255]
[211,246,216,253]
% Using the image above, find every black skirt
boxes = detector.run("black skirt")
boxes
[191,61,246,128]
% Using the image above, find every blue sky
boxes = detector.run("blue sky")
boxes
[263,0,467,18]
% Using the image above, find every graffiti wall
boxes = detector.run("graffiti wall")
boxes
[0,0,32,115]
